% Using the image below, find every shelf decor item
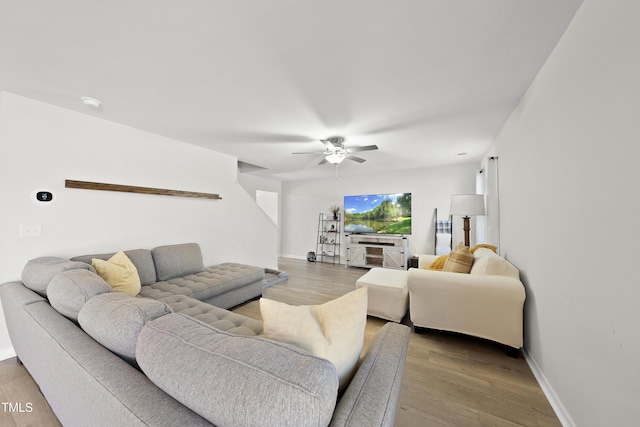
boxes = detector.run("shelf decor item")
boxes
[329,204,341,220]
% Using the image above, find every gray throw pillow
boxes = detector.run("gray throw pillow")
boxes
[48,269,113,321]
[151,243,204,281]
[78,293,172,366]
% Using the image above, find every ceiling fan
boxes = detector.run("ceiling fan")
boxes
[292,136,378,165]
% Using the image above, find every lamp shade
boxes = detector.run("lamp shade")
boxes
[450,194,485,216]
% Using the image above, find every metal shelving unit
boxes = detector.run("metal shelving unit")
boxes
[316,213,341,264]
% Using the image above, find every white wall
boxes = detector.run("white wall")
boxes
[281,163,479,261]
[0,92,278,358]
[256,190,279,225]
[495,1,640,425]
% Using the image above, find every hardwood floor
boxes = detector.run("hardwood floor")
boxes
[0,257,561,426]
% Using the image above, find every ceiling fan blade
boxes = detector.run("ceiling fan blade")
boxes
[347,155,367,163]
[318,158,328,165]
[347,145,378,153]
[292,151,327,155]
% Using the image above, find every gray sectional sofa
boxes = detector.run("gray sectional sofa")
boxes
[0,242,410,427]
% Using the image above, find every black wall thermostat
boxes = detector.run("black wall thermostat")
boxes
[36,191,53,202]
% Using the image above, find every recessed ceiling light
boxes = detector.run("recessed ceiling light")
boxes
[81,97,101,108]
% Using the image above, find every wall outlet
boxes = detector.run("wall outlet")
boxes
[20,224,42,238]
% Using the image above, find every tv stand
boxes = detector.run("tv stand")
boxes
[346,235,409,270]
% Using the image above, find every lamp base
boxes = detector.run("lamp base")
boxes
[463,216,471,247]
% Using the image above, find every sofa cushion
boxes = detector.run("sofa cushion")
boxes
[21,257,95,297]
[138,263,264,302]
[155,294,262,336]
[151,243,204,281]
[78,293,172,366]
[470,248,520,279]
[48,269,113,321]
[137,313,338,427]
[260,287,368,389]
[443,243,474,273]
[72,249,157,285]
[91,252,141,296]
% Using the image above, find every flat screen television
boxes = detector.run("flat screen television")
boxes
[344,193,412,234]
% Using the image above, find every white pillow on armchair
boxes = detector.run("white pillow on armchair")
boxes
[470,248,520,279]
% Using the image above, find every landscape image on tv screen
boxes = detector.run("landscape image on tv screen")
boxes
[344,193,412,234]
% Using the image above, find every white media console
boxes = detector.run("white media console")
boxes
[345,234,409,270]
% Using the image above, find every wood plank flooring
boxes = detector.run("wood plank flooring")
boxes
[0,257,561,426]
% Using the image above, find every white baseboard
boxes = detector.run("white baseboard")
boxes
[522,348,575,427]
[280,254,307,261]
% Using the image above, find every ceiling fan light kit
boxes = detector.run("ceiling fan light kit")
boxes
[326,152,346,164]
[292,136,378,166]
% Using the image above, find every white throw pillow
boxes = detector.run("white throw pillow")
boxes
[260,287,368,388]
[470,249,520,279]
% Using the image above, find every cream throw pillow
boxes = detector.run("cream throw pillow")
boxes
[470,248,520,279]
[260,287,368,389]
[443,242,474,273]
[92,251,141,296]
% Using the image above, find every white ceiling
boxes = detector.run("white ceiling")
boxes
[0,0,582,181]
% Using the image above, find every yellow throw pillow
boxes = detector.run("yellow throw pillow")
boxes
[260,287,368,389]
[427,254,448,270]
[470,244,498,254]
[92,251,141,296]
[442,243,474,274]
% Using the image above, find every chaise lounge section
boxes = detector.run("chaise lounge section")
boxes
[70,242,265,310]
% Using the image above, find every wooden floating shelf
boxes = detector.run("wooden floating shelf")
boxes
[65,180,221,200]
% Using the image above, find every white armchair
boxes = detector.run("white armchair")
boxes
[407,249,525,349]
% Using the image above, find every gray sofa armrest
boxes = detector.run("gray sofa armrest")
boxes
[330,322,410,427]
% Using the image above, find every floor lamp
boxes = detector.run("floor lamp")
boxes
[450,194,486,247]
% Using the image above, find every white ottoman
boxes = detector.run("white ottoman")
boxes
[356,268,409,322]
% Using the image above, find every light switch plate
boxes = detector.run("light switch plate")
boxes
[20,224,42,237]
